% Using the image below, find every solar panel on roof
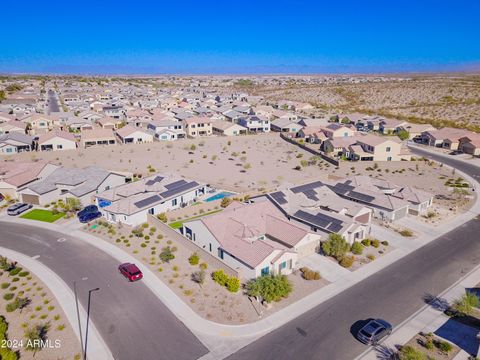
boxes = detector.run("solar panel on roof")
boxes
[290,181,324,194]
[303,189,319,201]
[327,223,343,233]
[160,181,199,198]
[134,195,162,208]
[145,176,164,186]
[269,191,287,205]
[164,179,188,190]
[294,210,330,228]
[349,191,375,203]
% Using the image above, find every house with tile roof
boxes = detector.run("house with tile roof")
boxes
[0,132,34,155]
[263,182,372,244]
[19,166,126,205]
[182,201,321,279]
[115,125,154,144]
[79,129,117,148]
[0,161,58,200]
[96,173,208,226]
[37,130,77,151]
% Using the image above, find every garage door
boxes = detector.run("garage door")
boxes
[22,194,40,205]
[296,240,319,258]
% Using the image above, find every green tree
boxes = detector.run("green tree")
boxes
[24,323,49,356]
[322,233,349,259]
[397,129,410,141]
[245,275,292,303]
[350,242,364,255]
[66,198,82,212]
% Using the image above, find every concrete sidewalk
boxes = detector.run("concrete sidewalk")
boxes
[358,263,480,360]
[0,246,113,360]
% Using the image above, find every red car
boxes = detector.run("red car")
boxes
[118,263,143,282]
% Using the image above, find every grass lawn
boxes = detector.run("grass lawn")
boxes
[20,209,65,223]
[169,209,223,229]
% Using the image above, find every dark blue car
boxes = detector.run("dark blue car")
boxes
[79,211,102,223]
[77,205,99,218]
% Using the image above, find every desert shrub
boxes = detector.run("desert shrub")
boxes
[191,270,206,286]
[339,255,355,268]
[350,242,364,255]
[188,252,200,266]
[381,241,389,246]
[157,213,168,223]
[212,270,229,286]
[245,275,292,303]
[144,235,150,240]
[159,247,175,263]
[301,267,321,280]
[9,267,22,276]
[399,345,427,360]
[436,340,453,353]
[199,262,208,270]
[226,277,241,293]
[371,239,380,248]
[1,283,10,289]
[3,293,14,301]
[367,254,376,261]
[140,243,147,248]
[220,197,232,208]
[399,229,413,237]
[361,239,371,246]
[453,292,480,316]
[322,234,349,260]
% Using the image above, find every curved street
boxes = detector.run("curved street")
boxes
[0,222,208,360]
[228,147,480,360]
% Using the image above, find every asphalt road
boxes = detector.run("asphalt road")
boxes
[0,222,208,360]
[47,89,60,114]
[229,150,480,360]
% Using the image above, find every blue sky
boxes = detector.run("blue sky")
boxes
[1,0,479,74]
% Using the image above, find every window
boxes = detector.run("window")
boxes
[387,156,392,161]
[218,249,224,259]
[386,147,391,152]
[172,198,177,206]
[57,145,63,149]
[261,266,269,276]
[209,243,212,252]
[280,261,287,269]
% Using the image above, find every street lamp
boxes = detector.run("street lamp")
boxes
[73,281,85,360]
[84,287,100,360]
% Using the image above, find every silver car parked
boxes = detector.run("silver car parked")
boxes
[7,203,33,216]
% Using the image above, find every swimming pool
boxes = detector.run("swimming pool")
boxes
[205,192,234,202]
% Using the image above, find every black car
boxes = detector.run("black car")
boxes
[77,205,99,218]
[78,211,102,223]
[357,319,392,345]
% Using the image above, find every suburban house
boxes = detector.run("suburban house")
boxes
[297,126,328,144]
[80,129,117,148]
[22,114,54,134]
[0,120,27,135]
[97,116,120,130]
[270,118,303,133]
[353,135,409,161]
[96,174,208,226]
[182,201,322,279]
[19,166,126,205]
[321,123,356,139]
[0,132,34,155]
[115,125,154,144]
[421,128,470,149]
[458,134,480,156]
[325,176,433,220]
[65,117,94,132]
[0,161,58,200]
[184,117,213,137]
[263,182,372,243]
[397,123,437,141]
[378,118,408,134]
[147,120,185,140]
[37,131,77,151]
[211,120,248,136]
[103,106,125,119]
[237,115,271,133]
